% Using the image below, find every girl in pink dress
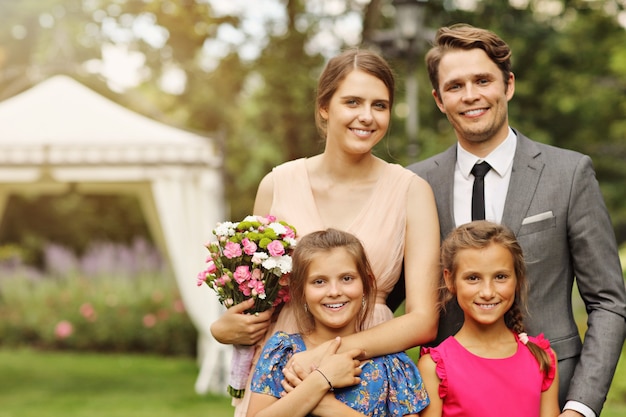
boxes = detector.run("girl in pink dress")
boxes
[418,221,560,417]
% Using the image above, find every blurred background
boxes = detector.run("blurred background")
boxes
[0,0,625,416]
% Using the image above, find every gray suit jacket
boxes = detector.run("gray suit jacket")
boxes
[408,131,626,414]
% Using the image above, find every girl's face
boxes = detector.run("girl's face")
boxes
[444,243,517,328]
[304,247,364,339]
[319,69,390,157]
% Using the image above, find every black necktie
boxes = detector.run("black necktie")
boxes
[471,161,492,221]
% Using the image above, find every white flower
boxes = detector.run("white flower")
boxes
[275,255,292,274]
[252,252,269,265]
[214,222,236,237]
[284,237,297,248]
[262,257,277,270]
[243,215,258,223]
[268,222,287,236]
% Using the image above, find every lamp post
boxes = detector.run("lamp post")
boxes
[366,0,431,163]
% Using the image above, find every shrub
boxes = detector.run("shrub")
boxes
[0,239,197,356]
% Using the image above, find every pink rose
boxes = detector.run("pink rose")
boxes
[233,265,251,284]
[242,238,257,255]
[223,241,242,258]
[267,240,285,257]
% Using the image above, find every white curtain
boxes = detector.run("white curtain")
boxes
[151,166,231,394]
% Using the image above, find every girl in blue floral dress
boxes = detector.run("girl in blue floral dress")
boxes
[247,229,429,417]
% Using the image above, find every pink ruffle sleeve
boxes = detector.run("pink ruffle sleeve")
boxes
[528,333,557,392]
[420,346,448,399]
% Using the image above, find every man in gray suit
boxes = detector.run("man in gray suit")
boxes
[406,24,626,416]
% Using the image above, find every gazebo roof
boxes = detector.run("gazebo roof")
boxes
[0,75,218,166]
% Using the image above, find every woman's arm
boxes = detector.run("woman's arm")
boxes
[210,298,274,345]
[417,353,443,417]
[287,176,439,366]
[253,172,274,217]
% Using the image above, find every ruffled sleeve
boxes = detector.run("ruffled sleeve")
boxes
[347,351,429,416]
[421,346,448,399]
[249,332,300,398]
[529,333,557,392]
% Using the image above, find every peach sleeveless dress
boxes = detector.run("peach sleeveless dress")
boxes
[233,158,416,416]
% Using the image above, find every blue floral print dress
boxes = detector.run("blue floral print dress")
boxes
[250,331,429,416]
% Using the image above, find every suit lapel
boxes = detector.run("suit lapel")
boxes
[429,146,457,238]
[502,133,545,234]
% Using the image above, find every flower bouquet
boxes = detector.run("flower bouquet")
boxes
[197,215,297,398]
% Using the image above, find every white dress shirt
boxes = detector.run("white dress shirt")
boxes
[454,128,516,227]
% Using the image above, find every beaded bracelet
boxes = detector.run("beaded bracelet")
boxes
[314,368,334,392]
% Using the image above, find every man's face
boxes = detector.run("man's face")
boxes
[433,48,515,154]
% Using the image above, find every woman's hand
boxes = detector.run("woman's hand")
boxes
[210,298,274,345]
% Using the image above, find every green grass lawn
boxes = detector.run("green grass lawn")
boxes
[1,346,624,417]
[0,348,234,417]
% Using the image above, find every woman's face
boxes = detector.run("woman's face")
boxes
[319,70,390,157]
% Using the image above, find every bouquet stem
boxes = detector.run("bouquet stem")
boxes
[227,344,256,398]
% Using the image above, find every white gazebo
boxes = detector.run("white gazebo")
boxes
[0,74,230,394]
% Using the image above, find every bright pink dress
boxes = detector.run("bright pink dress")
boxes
[233,158,417,416]
[421,333,556,417]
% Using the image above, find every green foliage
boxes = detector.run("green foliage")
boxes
[0,267,197,356]
[0,194,152,266]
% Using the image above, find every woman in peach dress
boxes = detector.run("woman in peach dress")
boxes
[210,48,440,417]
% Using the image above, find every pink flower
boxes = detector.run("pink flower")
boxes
[239,282,252,296]
[196,270,207,286]
[143,314,157,328]
[283,226,296,239]
[206,260,217,274]
[55,320,74,339]
[252,279,265,296]
[79,303,96,321]
[223,241,242,258]
[242,238,257,255]
[233,265,251,284]
[267,240,285,257]
[173,299,185,313]
[251,268,262,281]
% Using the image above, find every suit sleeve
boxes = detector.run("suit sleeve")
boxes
[566,155,626,413]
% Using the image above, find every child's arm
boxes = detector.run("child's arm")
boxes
[417,353,443,417]
[247,338,363,417]
[540,349,560,417]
